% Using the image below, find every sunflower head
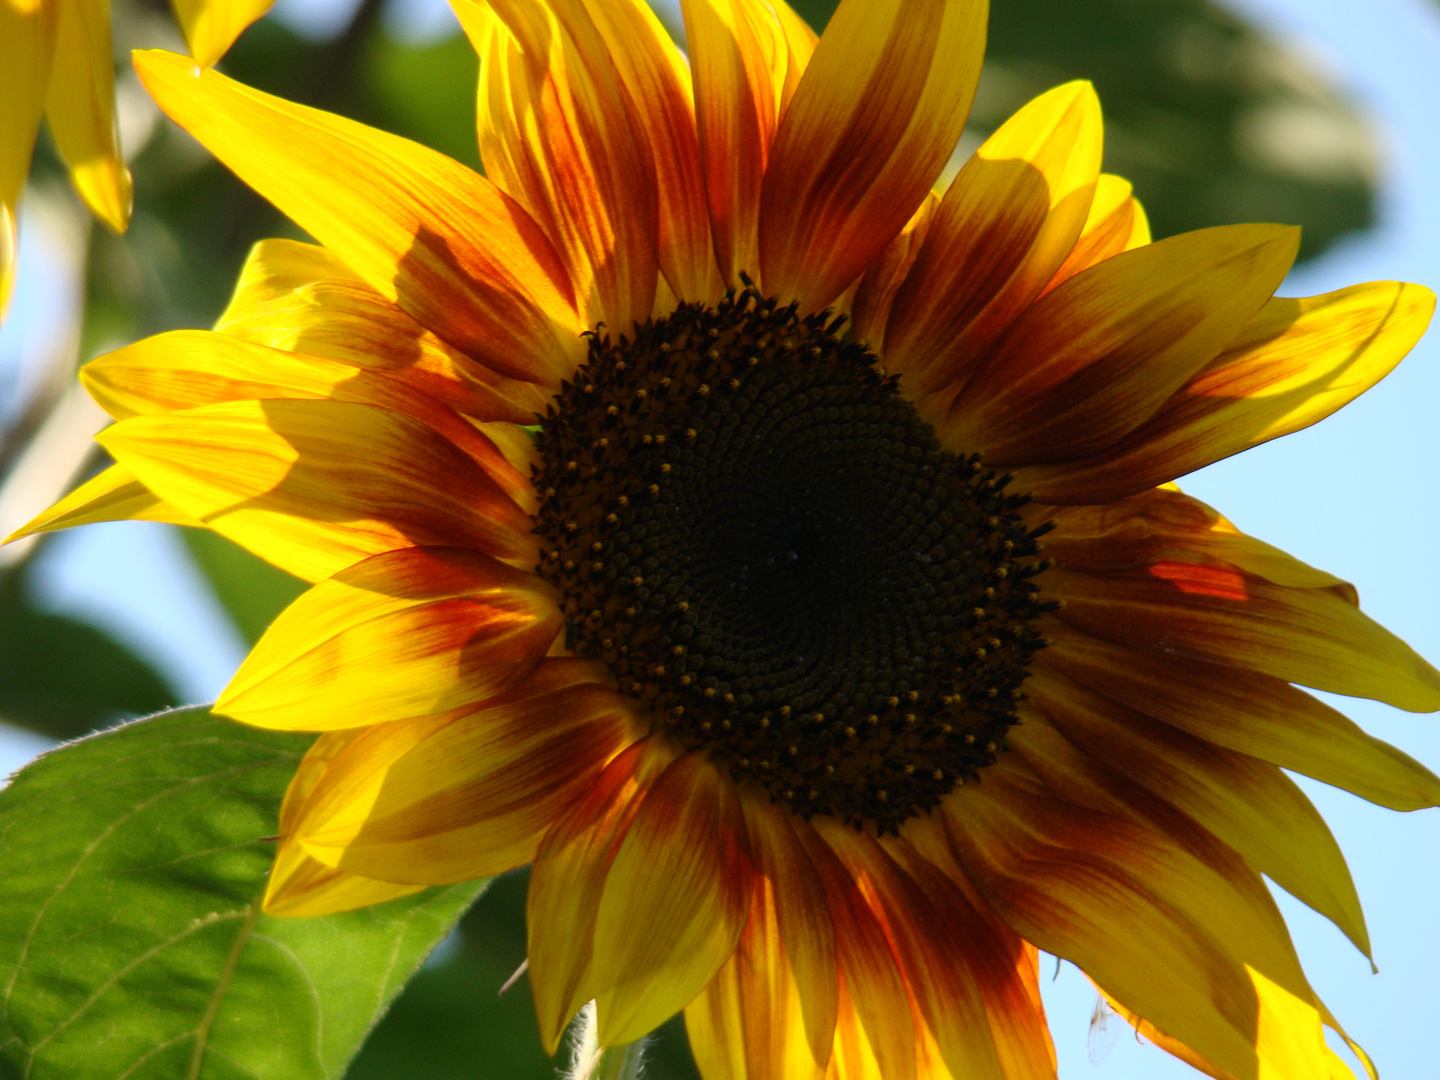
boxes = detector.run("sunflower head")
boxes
[9,0,1438,1076]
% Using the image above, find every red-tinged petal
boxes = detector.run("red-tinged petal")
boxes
[1046,560,1440,712]
[215,238,555,420]
[1013,281,1436,503]
[684,854,826,1080]
[759,0,988,309]
[885,80,1103,398]
[98,398,536,582]
[815,819,1006,1080]
[850,193,937,353]
[549,0,721,304]
[680,0,815,287]
[45,0,131,234]
[133,50,583,385]
[1026,664,1371,960]
[296,661,641,883]
[1042,622,1440,812]
[1040,486,1356,601]
[83,329,536,513]
[593,751,754,1045]
[217,545,562,731]
[459,0,658,331]
[743,793,838,1065]
[527,735,678,1053]
[901,820,1058,1080]
[932,224,1299,466]
[1038,172,1149,297]
[793,819,917,1080]
[6,462,201,542]
[941,763,1339,1080]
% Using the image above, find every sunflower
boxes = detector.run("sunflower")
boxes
[0,0,272,313]
[12,0,1440,1075]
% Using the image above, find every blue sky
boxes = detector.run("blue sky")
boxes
[3,0,1439,1075]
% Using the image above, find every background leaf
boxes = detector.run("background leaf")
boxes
[181,529,308,646]
[0,706,484,1080]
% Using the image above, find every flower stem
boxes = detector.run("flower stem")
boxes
[566,1002,649,1080]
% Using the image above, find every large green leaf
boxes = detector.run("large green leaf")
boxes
[0,706,485,1080]
[0,567,177,740]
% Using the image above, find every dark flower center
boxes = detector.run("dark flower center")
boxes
[533,288,1054,830]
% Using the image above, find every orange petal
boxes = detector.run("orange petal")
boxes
[941,762,1338,1080]
[83,328,535,513]
[1042,622,1440,812]
[171,0,274,67]
[849,192,937,353]
[295,661,640,883]
[6,462,201,542]
[217,545,561,731]
[1026,665,1370,960]
[133,50,583,386]
[683,837,826,1080]
[759,0,987,310]
[1046,559,1440,712]
[592,751,753,1045]
[1039,173,1149,297]
[680,0,815,287]
[793,819,917,1080]
[215,238,555,421]
[743,793,838,1066]
[815,819,1006,1080]
[459,0,658,331]
[45,0,131,233]
[527,735,678,1053]
[98,397,535,582]
[933,224,1299,466]
[1013,281,1436,503]
[884,80,1103,398]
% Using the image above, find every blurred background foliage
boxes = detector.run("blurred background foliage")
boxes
[0,0,1385,1074]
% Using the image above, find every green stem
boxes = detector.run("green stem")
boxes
[591,1040,648,1080]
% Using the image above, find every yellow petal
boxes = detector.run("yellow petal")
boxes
[679,0,815,286]
[1041,486,1356,600]
[934,224,1299,466]
[5,461,201,542]
[0,0,57,317]
[527,735,677,1053]
[759,0,988,309]
[218,545,562,731]
[1044,622,1440,813]
[1047,557,1440,712]
[593,751,753,1045]
[460,0,658,331]
[886,80,1104,398]
[133,50,583,385]
[45,0,131,232]
[301,662,641,883]
[171,0,274,67]
[1040,172,1149,296]
[1026,665,1371,960]
[684,867,825,1080]
[942,762,1339,1080]
[98,397,536,582]
[743,794,838,1066]
[82,328,534,511]
[216,238,554,421]
[1014,281,1436,503]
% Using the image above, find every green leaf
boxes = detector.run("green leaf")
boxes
[0,567,177,740]
[0,706,485,1079]
[181,529,308,645]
